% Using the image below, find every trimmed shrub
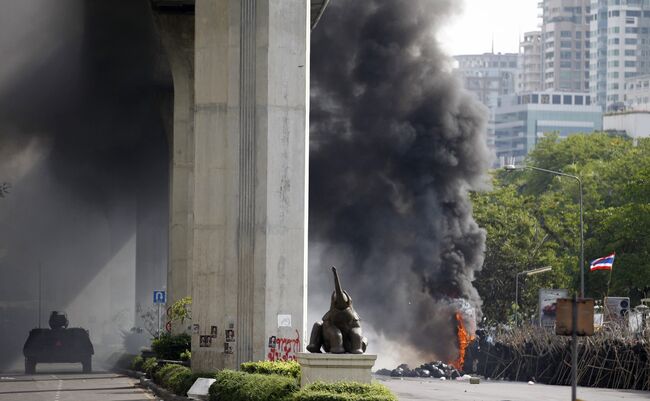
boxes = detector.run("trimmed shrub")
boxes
[151,333,191,360]
[131,355,144,372]
[240,360,301,379]
[180,349,192,361]
[294,382,397,401]
[154,363,184,385]
[154,363,200,396]
[209,370,298,401]
[142,357,160,378]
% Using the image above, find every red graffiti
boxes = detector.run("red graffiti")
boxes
[267,330,301,362]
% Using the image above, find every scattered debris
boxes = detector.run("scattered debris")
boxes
[376,361,461,380]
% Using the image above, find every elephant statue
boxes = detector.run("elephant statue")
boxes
[306,266,368,354]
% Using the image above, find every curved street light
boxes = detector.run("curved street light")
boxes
[515,266,552,325]
[504,164,585,298]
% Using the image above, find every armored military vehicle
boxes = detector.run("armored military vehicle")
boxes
[23,311,94,374]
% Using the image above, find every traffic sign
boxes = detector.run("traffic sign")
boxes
[153,291,166,304]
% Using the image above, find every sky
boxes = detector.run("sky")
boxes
[439,0,541,56]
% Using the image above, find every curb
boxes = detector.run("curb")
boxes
[116,368,193,401]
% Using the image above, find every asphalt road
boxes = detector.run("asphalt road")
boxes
[378,376,650,401]
[0,364,154,401]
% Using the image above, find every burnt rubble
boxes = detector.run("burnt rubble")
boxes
[376,362,462,380]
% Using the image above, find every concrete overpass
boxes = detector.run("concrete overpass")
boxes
[149,0,327,371]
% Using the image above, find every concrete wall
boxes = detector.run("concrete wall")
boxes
[190,0,309,371]
[154,13,196,326]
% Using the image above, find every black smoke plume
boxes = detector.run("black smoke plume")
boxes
[309,0,491,362]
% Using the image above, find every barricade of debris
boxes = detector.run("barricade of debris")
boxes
[463,324,650,390]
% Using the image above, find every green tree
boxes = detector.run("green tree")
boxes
[473,133,650,324]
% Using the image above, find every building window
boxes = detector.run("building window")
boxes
[563,95,573,104]
[610,10,620,17]
[627,10,641,17]
[541,94,550,104]
[575,95,584,105]
[532,94,539,104]
[561,40,572,48]
[625,60,636,67]
[552,95,561,104]
[625,38,638,45]
[586,96,591,105]
[625,49,636,56]
[561,31,572,37]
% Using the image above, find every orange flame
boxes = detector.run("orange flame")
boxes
[450,311,475,371]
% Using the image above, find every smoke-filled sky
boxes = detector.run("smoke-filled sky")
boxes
[441,0,540,55]
[0,0,491,372]
[309,0,492,365]
[0,0,170,371]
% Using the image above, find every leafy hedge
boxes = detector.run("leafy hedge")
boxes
[130,355,144,372]
[142,357,160,378]
[151,333,191,360]
[294,382,397,401]
[240,360,301,379]
[154,364,192,395]
[209,370,298,401]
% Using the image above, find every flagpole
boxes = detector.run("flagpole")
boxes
[606,267,613,297]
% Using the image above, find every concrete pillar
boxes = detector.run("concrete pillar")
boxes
[191,0,309,371]
[153,11,196,325]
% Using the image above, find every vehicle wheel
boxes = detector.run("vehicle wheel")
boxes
[25,358,36,374]
[82,356,92,373]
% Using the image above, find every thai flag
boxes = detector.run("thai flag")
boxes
[590,253,615,271]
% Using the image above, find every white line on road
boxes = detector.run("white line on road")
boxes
[54,379,62,401]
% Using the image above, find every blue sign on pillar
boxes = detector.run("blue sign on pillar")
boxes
[153,291,166,304]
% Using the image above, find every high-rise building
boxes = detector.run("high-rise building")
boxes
[494,91,603,165]
[518,31,544,92]
[589,0,650,110]
[540,0,591,92]
[454,53,518,154]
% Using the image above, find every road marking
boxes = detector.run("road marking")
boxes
[54,379,62,401]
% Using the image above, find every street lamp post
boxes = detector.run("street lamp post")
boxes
[515,266,552,325]
[505,164,585,297]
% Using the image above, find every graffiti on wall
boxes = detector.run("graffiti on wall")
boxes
[267,329,301,362]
